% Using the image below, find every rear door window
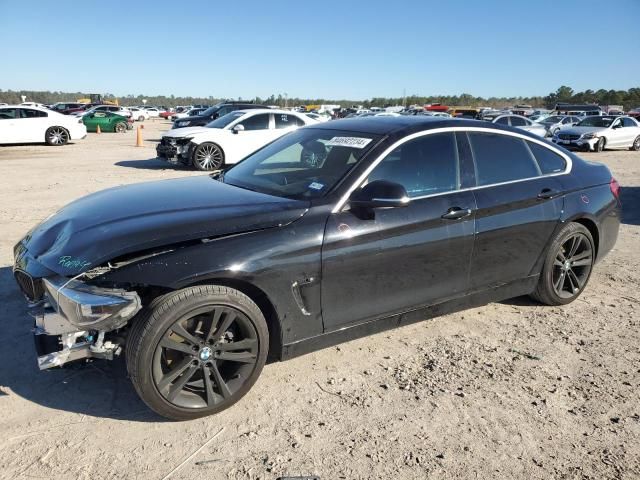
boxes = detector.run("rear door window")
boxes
[495,116,509,125]
[239,113,271,130]
[509,116,526,127]
[468,132,540,185]
[19,109,47,118]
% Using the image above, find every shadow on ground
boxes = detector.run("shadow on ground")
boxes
[115,158,185,171]
[0,266,164,422]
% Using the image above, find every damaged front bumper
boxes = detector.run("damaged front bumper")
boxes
[156,138,192,163]
[29,277,142,370]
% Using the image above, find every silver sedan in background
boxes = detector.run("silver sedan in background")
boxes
[538,115,582,137]
[491,114,547,137]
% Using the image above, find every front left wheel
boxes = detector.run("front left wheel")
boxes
[193,142,224,171]
[114,122,127,133]
[126,285,268,420]
[630,135,640,151]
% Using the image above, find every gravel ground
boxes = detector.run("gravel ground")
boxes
[0,120,638,480]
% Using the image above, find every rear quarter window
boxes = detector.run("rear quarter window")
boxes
[527,141,567,174]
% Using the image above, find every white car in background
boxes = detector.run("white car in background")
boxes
[0,105,86,145]
[143,107,160,117]
[552,115,640,152]
[157,109,316,170]
[127,107,150,121]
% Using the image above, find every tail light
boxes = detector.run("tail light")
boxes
[610,177,620,199]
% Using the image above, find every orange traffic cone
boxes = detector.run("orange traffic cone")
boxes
[135,125,144,147]
[96,124,101,134]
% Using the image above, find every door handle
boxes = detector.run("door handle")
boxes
[537,188,559,200]
[441,207,472,220]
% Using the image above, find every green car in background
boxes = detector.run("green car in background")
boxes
[83,111,129,133]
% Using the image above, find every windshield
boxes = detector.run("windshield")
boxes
[205,111,246,129]
[577,116,615,128]
[223,128,381,199]
[200,104,223,117]
[542,116,564,124]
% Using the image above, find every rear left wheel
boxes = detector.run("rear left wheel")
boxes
[127,285,268,420]
[530,222,595,306]
[115,122,127,133]
[45,126,69,145]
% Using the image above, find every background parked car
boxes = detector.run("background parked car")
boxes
[627,107,640,120]
[173,107,207,120]
[492,114,547,136]
[0,105,86,145]
[552,116,640,152]
[538,115,582,136]
[127,107,150,121]
[172,102,268,129]
[82,111,130,133]
[158,109,316,170]
[143,107,160,117]
[48,102,88,115]
[83,105,132,119]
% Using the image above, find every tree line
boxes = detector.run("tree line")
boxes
[1,86,639,110]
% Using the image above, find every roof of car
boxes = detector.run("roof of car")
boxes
[232,108,304,116]
[303,116,490,135]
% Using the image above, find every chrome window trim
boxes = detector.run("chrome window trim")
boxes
[332,126,572,213]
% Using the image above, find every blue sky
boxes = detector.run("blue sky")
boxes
[1,0,638,100]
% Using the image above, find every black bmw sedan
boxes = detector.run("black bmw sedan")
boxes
[13,117,620,420]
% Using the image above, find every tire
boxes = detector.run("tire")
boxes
[630,135,640,151]
[530,222,595,306]
[114,122,127,133]
[127,285,269,420]
[138,115,145,122]
[595,137,605,153]
[45,126,69,146]
[192,142,224,171]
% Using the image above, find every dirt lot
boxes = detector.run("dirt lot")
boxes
[0,120,638,480]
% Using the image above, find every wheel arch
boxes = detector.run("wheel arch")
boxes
[572,217,599,258]
[179,277,282,362]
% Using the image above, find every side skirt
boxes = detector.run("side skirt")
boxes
[280,275,539,360]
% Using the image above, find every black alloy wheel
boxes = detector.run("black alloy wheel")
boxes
[550,232,593,299]
[531,222,595,306]
[152,305,259,409]
[193,142,224,171]
[127,285,268,420]
[45,126,69,145]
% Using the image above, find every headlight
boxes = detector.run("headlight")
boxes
[581,133,597,139]
[43,277,141,331]
[175,137,193,145]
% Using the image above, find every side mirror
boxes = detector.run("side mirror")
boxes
[349,180,410,209]
[232,124,245,134]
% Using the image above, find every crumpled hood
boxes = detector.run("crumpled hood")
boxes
[19,176,309,276]
[163,126,212,138]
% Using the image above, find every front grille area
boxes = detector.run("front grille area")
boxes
[559,133,581,141]
[14,270,44,301]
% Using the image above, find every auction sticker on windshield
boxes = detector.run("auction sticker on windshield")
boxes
[326,136,373,149]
